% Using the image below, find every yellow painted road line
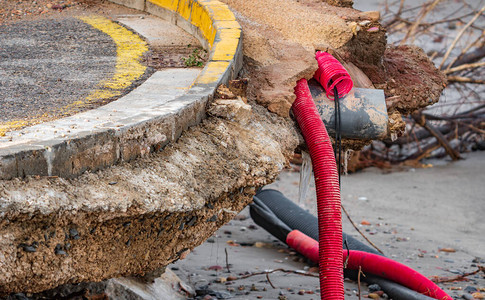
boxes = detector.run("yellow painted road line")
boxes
[0,16,148,137]
[71,16,148,108]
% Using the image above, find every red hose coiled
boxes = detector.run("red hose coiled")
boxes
[286,230,452,300]
[314,51,353,99]
[292,79,344,299]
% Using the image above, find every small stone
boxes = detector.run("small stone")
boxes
[216,277,227,283]
[179,249,190,260]
[367,293,380,299]
[472,292,484,299]
[187,216,197,227]
[368,284,381,292]
[234,214,248,221]
[464,286,478,293]
[472,257,485,263]
[226,240,239,246]
[69,228,79,239]
[254,242,269,248]
[54,244,67,256]
[358,11,380,21]
[298,290,305,295]
[361,220,371,226]
[22,245,37,253]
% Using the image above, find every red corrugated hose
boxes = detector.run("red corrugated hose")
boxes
[292,78,344,299]
[291,52,452,300]
[314,51,353,99]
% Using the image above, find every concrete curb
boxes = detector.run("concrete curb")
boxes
[0,0,242,180]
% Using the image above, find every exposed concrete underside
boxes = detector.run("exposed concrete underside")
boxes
[0,104,298,294]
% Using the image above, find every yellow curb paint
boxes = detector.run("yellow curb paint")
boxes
[211,38,238,61]
[150,0,178,11]
[190,1,216,46]
[0,16,148,137]
[218,28,241,39]
[213,20,241,30]
[207,4,235,21]
[196,61,230,84]
[177,0,192,20]
[144,0,241,85]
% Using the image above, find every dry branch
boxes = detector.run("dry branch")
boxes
[444,62,485,74]
[411,113,462,160]
[447,76,485,84]
[439,5,485,69]
[399,0,442,45]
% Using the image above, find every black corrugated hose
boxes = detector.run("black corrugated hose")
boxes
[250,189,436,300]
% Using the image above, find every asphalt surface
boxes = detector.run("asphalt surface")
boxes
[0,18,117,123]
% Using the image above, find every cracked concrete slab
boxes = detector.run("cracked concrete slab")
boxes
[0,0,245,294]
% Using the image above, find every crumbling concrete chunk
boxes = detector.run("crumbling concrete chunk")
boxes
[215,84,236,100]
[208,98,252,124]
[221,0,389,118]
